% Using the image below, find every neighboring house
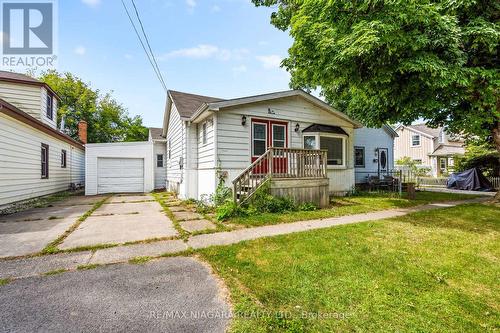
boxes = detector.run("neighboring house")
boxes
[394,124,465,177]
[354,126,398,184]
[162,89,363,201]
[149,127,167,189]
[0,71,85,208]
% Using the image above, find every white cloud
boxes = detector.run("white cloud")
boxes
[232,65,247,74]
[74,46,86,56]
[124,54,133,60]
[186,0,196,8]
[82,0,100,7]
[211,5,221,12]
[256,55,282,69]
[160,44,248,61]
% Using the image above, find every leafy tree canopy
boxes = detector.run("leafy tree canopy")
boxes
[39,70,148,143]
[253,0,499,148]
[454,141,500,176]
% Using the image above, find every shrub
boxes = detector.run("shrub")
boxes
[297,202,317,211]
[216,200,243,221]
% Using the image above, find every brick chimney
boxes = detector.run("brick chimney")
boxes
[78,120,87,144]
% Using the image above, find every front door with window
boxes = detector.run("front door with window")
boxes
[251,119,288,174]
[377,148,388,174]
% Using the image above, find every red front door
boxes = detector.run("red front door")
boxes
[251,119,288,174]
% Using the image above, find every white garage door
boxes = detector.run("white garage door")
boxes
[97,158,144,194]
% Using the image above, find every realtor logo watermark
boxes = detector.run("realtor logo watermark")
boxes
[1,0,57,68]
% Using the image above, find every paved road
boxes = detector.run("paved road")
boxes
[0,257,231,333]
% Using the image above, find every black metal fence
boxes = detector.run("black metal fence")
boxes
[355,169,417,194]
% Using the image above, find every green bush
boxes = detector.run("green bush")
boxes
[297,202,317,211]
[216,200,244,221]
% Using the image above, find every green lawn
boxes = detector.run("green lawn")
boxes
[228,191,480,227]
[200,203,500,332]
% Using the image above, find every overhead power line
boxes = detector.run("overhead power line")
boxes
[121,0,167,92]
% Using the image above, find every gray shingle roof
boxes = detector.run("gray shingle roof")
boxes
[0,70,40,83]
[149,127,164,140]
[407,124,441,138]
[430,144,465,156]
[169,90,224,119]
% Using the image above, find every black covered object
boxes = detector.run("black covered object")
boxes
[447,168,493,191]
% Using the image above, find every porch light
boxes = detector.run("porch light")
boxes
[295,123,300,132]
[241,115,247,126]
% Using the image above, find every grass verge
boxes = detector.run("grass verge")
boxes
[0,278,12,286]
[43,268,68,276]
[77,264,102,270]
[199,203,499,332]
[227,191,481,227]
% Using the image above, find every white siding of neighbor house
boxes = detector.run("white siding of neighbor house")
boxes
[85,142,154,195]
[216,97,356,193]
[0,113,84,207]
[153,141,167,189]
[394,127,434,167]
[354,127,395,183]
[0,82,58,130]
[165,103,186,195]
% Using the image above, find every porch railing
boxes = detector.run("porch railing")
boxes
[232,147,328,204]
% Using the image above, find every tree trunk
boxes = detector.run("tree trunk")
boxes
[493,121,500,201]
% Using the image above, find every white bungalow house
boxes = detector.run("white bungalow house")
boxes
[161,89,363,204]
[0,71,85,208]
[354,125,398,184]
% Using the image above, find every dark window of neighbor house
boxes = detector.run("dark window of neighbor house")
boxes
[61,149,67,168]
[46,93,53,120]
[41,144,49,178]
[354,147,365,167]
[157,154,164,168]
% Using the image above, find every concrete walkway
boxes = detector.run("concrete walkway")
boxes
[0,197,487,280]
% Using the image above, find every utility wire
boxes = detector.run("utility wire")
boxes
[120,0,167,92]
[130,0,167,91]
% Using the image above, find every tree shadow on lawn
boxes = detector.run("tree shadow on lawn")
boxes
[400,203,499,234]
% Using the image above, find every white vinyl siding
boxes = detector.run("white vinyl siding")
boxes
[216,97,355,193]
[0,113,85,207]
[153,141,167,189]
[198,118,215,169]
[394,128,434,168]
[165,103,186,193]
[0,82,58,129]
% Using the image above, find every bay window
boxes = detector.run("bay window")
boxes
[302,133,347,168]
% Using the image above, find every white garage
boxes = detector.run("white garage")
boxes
[85,142,154,195]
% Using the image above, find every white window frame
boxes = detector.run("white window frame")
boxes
[411,134,421,147]
[252,122,267,157]
[302,132,347,169]
[271,124,286,148]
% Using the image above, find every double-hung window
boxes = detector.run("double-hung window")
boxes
[41,144,49,178]
[157,154,164,168]
[252,122,267,156]
[411,134,420,147]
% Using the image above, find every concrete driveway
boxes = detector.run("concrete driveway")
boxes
[0,257,231,333]
[59,194,177,250]
[0,196,104,258]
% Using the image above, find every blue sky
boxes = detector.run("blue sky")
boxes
[54,0,292,127]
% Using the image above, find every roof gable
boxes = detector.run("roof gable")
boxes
[168,90,224,119]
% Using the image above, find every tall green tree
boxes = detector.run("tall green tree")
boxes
[253,1,499,163]
[39,70,148,143]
